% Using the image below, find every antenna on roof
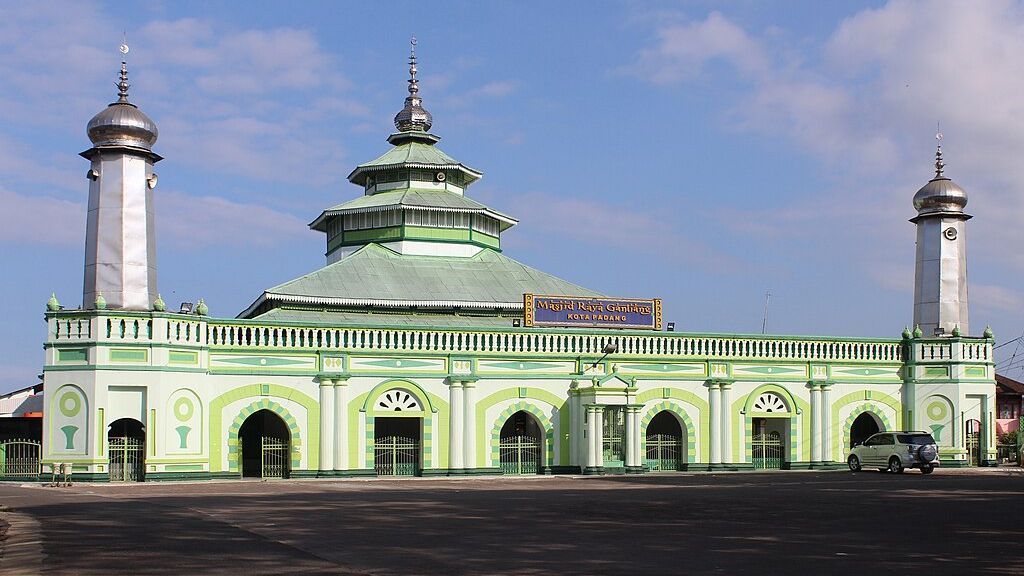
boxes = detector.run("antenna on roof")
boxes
[761,290,771,334]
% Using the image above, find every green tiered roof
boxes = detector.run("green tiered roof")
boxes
[309,188,515,232]
[240,44,600,321]
[239,244,601,319]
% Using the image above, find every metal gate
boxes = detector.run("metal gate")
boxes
[108,436,145,482]
[752,431,783,470]
[375,435,419,476]
[645,434,683,471]
[261,436,289,478]
[0,439,41,480]
[966,431,980,466]
[499,435,540,475]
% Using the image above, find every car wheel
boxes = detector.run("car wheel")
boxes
[888,456,904,474]
[920,465,934,475]
[847,455,861,472]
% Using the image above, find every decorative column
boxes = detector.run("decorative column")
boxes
[334,378,349,472]
[462,380,476,472]
[584,405,604,474]
[569,382,580,469]
[819,382,832,464]
[625,405,643,473]
[318,378,335,474]
[448,380,465,472]
[707,381,721,468]
[719,381,732,466]
[809,383,822,466]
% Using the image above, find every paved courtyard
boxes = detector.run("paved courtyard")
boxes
[2,469,1023,575]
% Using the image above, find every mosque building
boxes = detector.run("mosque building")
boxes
[37,44,997,481]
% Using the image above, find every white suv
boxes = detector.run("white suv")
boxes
[848,432,939,474]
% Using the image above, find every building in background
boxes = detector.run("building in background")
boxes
[34,44,998,482]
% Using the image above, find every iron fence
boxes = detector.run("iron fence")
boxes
[0,439,41,480]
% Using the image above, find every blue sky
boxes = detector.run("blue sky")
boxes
[3,0,1024,392]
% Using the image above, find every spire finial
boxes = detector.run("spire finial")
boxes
[408,36,419,97]
[393,36,432,133]
[934,123,944,178]
[117,42,130,103]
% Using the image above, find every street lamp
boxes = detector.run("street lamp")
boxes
[592,342,618,368]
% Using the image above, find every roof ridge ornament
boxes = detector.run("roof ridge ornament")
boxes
[117,42,130,103]
[394,36,433,133]
[934,124,944,178]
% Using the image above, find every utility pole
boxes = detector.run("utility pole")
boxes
[761,290,771,334]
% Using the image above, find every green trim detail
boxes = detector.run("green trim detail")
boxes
[207,384,320,473]
[359,379,437,414]
[226,399,303,474]
[829,390,902,462]
[110,348,148,362]
[489,402,555,468]
[475,388,567,467]
[169,350,199,365]
[840,403,893,457]
[640,401,697,463]
[57,348,88,362]
[637,387,709,463]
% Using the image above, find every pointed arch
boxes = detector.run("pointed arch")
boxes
[227,399,301,474]
[842,403,893,455]
[489,402,554,467]
[640,401,696,463]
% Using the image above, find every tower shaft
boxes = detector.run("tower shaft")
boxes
[82,148,159,310]
[912,214,969,336]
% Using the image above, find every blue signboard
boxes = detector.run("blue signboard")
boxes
[523,294,662,330]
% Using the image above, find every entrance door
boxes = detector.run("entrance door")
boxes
[374,417,421,476]
[239,410,290,478]
[645,411,685,471]
[602,406,625,469]
[965,419,981,466]
[108,419,145,482]
[850,412,882,448]
[499,411,542,475]
[751,418,784,470]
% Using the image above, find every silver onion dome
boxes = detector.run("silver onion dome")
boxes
[913,142,967,214]
[393,38,432,132]
[87,62,158,150]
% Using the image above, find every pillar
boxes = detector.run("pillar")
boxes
[463,380,476,471]
[625,406,643,473]
[820,383,832,464]
[448,380,465,471]
[584,405,604,474]
[707,381,721,467]
[720,382,732,465]
[809,383,822,465]
[334,379,348,472]
[318,379,335,473]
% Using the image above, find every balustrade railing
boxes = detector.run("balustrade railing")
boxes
[54,312,1004,364]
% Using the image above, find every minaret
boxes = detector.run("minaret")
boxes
[81,45,161,310]
[911,132,970,336]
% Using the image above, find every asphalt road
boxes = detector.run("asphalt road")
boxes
[2,469,1023,575]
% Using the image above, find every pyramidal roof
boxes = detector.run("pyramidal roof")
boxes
[239,244,602,319]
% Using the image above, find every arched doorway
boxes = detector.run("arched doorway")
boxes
[108,418,145,482]
[749,392,790,470]
[498,410,543,475]
[374,417,421,476]
[850,412,883,448]
[645,411,685,471]
[238,409,290,478]
[965,419,982,466]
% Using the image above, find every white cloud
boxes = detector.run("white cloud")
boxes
[503,191,735,269]
[157,190,311,250]
[0,187,83,246]
[625,0,1024,311]
[443,80,519,108]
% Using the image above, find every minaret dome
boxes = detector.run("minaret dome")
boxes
[912,139,967,215]
[393,37,433,133]
[86,60,158,150]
